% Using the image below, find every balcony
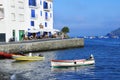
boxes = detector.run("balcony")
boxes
[29,4,40,9]
[46,0,53,2]
[43,1,51,12]
[29,6,37,8]
[31,14,38,19]
[45,18,50,21]
[44,8,51,12]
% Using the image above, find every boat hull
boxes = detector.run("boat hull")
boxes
[0,52,13,59]
[12,55,44,61]
[51,59,95,68]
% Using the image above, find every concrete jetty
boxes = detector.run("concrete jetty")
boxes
[0,38,84,53]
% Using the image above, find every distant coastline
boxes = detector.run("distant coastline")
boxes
[76,27,120,39]
[76,36,120,39]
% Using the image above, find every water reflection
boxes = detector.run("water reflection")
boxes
[51,65,95,80]
[11,60,39,70]
[0,51,96,80]
[51,65,95,73]
[12,60,37,64]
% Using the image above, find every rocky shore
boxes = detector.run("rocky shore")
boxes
[0,71,11,80]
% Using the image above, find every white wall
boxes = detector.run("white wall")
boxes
[0,0,54,42]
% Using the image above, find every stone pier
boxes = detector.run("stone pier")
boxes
[0,38,84,53]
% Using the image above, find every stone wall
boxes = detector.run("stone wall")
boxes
[0,38,84,53]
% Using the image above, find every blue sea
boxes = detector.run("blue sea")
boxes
[0,38,120,80]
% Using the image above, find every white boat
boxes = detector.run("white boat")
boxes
[51,54,95,68]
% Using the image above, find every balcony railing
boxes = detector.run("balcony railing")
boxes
[44,8,51,12]
[45,18,50,21]
[46,0,53,2]
[29,4,40,9]
[31,14,38,19]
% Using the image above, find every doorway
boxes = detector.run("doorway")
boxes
[19,30,24,41]
[0,33,6,42]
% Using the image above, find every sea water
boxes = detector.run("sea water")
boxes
[0,38,120,80]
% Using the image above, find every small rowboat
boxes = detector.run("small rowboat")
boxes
[12,53,44,61]
[51,54,95,68]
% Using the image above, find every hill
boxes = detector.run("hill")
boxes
[106,28,120,37]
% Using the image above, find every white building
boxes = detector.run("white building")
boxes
[0,0,58,42]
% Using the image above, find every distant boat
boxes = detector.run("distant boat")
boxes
[51,54,95,68]
[12,53,44,61]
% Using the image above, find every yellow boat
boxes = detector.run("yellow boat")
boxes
[12,53,44,61]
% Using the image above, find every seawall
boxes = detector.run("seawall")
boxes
[0,38,84,53]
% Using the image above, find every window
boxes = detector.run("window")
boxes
[31,9,35,18]
[43,1,48,9]
[45,12,48,19]
[29,0,36,6]
[50,4,51,8]
[31,21,34,26]
[0,4,3,6]
[12,30,15,39]
[40,11,42,16]
[50,13,52,18]
[45,22,47,27]
[40,0,42,5]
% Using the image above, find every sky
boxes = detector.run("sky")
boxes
[53,0,120,37]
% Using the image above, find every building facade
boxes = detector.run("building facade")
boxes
[0,0,57,42]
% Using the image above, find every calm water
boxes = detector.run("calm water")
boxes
[0,39,120,80]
